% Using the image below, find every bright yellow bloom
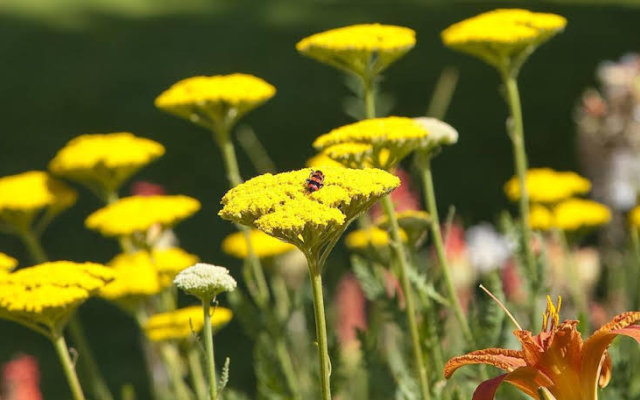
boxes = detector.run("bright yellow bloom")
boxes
[629,206,640,229]
[313,117,429,170]
[0,171,77,229]
[144,305,232,342]
[296,24,415,77]
[0,252,18,273]
[0,261,113,335]
[529,204,554,231]
[345,227,407,250]
[49,132,165,193]
[553,199,611,231]
[152,248,199,288]
[445,296,640,400]
[442,9,567,71]
[306,152,349,169]
[86,195,200,237]
[504,168,591,204]
[222,229,295,259]
[219,167,399,264]
[155,74,276,130]
[100,251,162,303]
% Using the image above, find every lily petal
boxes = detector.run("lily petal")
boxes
[471,366,552,400]
[444,348,526,379]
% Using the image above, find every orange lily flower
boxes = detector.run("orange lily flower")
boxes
[445,296,640,400]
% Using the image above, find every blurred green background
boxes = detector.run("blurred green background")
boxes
[2,0,640,397]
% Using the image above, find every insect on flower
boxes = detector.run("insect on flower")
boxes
[305,170,324,193]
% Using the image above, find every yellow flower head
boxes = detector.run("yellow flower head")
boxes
[345,226,407,250]
[629,206,640,229]
[144,305,232,342]
[219,167,400,267]
[222,229,296,259]
[296,24,416,77]
[100,251,162,304]
[152,248,199,288]
[0,171,77,230]
[0,261,113,335]
[0,252,18,273]
[313,117,429,170]
[155,73,276,131]
[86,195,200,237]
[322,143,376,169]
[529,204,554,231]
[553,198,611,232]
[442,9,567,71]
[306,152,346,169]
[49,133,165,194]
[504,168,591,204]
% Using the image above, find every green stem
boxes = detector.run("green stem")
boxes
[557,230,590,333]
[53,334,86,400]
[187,345,208,400]
[307,260,332,400]
[418,158,474,346]
[501,72,538,327]
[630,227,640,309]
[380,195,431,400]
[203,300,217,400]
[159,343,192,400]
[214,127,271,309]
[362,74,376,119]
[18,228,114,400]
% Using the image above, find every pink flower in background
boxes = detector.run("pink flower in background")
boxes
[335,273,367,350]
[370,168,421,219]
[2,355,42,400]
[130,181,166,196]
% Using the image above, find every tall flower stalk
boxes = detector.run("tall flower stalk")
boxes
[442,8,567,325]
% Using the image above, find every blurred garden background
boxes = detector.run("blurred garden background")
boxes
[2,0,640,398]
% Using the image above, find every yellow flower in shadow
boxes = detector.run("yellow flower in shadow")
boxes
[505,168,591,204]
[306,152,348,169]
[628,205,640,229]
[219,166,399,272]
[313,117,429,171]
[100,251,162,306]
[345,226,407,250]
[86,195,200,238]
[49,132,165,195]
[0,252,18,273]
[375,210,431,247]
[144,305,232,342]
[296,24,415,77]
[442,9,567,74]
[155,73,276,132]
[222,229,296,259]
[0,171,77,231]
[0,261,113,337]
[445,296,640,400]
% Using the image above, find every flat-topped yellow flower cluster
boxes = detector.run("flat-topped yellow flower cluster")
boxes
[0,252,18,273]
[505,168,591,203]
[530,199,611,231]
[222,229,295,259]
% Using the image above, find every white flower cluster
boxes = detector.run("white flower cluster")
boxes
[174,263,237,301]
[414,117,459,149]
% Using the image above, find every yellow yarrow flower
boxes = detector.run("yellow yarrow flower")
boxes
[504,168,591,204]
[219,167,399,269]
[296,24,416,77]
[0,171,77,230]
[629,206,640,229]
[222,229,295,259]
[152,248,199,288]
[553,198,611,231]
[529,204,554,231]
[100,251,162,304]
[144,305,232,342]
[313,117,429,170]
[86,195,200,237]
[0,261,113,335]
[306,153,345,169]
[442,9,567,72]
[345,227,407,250]
[0,252,18,273]
[49,132,165,194]
[155,73,276,131]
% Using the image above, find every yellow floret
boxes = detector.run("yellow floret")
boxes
[155,73,276,129]
[144,305,232,342]
[296,24,415,76]
[553,198,611,231]
[100,251,162,303]
[0,252,18,272]
[313,117,429,170]
[86,195,200,237]
[504,168,591,204]
[0,261,113,335]
[222,229,296,259]
[442,9,567,70]
[219,167,400,259]
[49,132,165,193]
[529,204,554,231]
